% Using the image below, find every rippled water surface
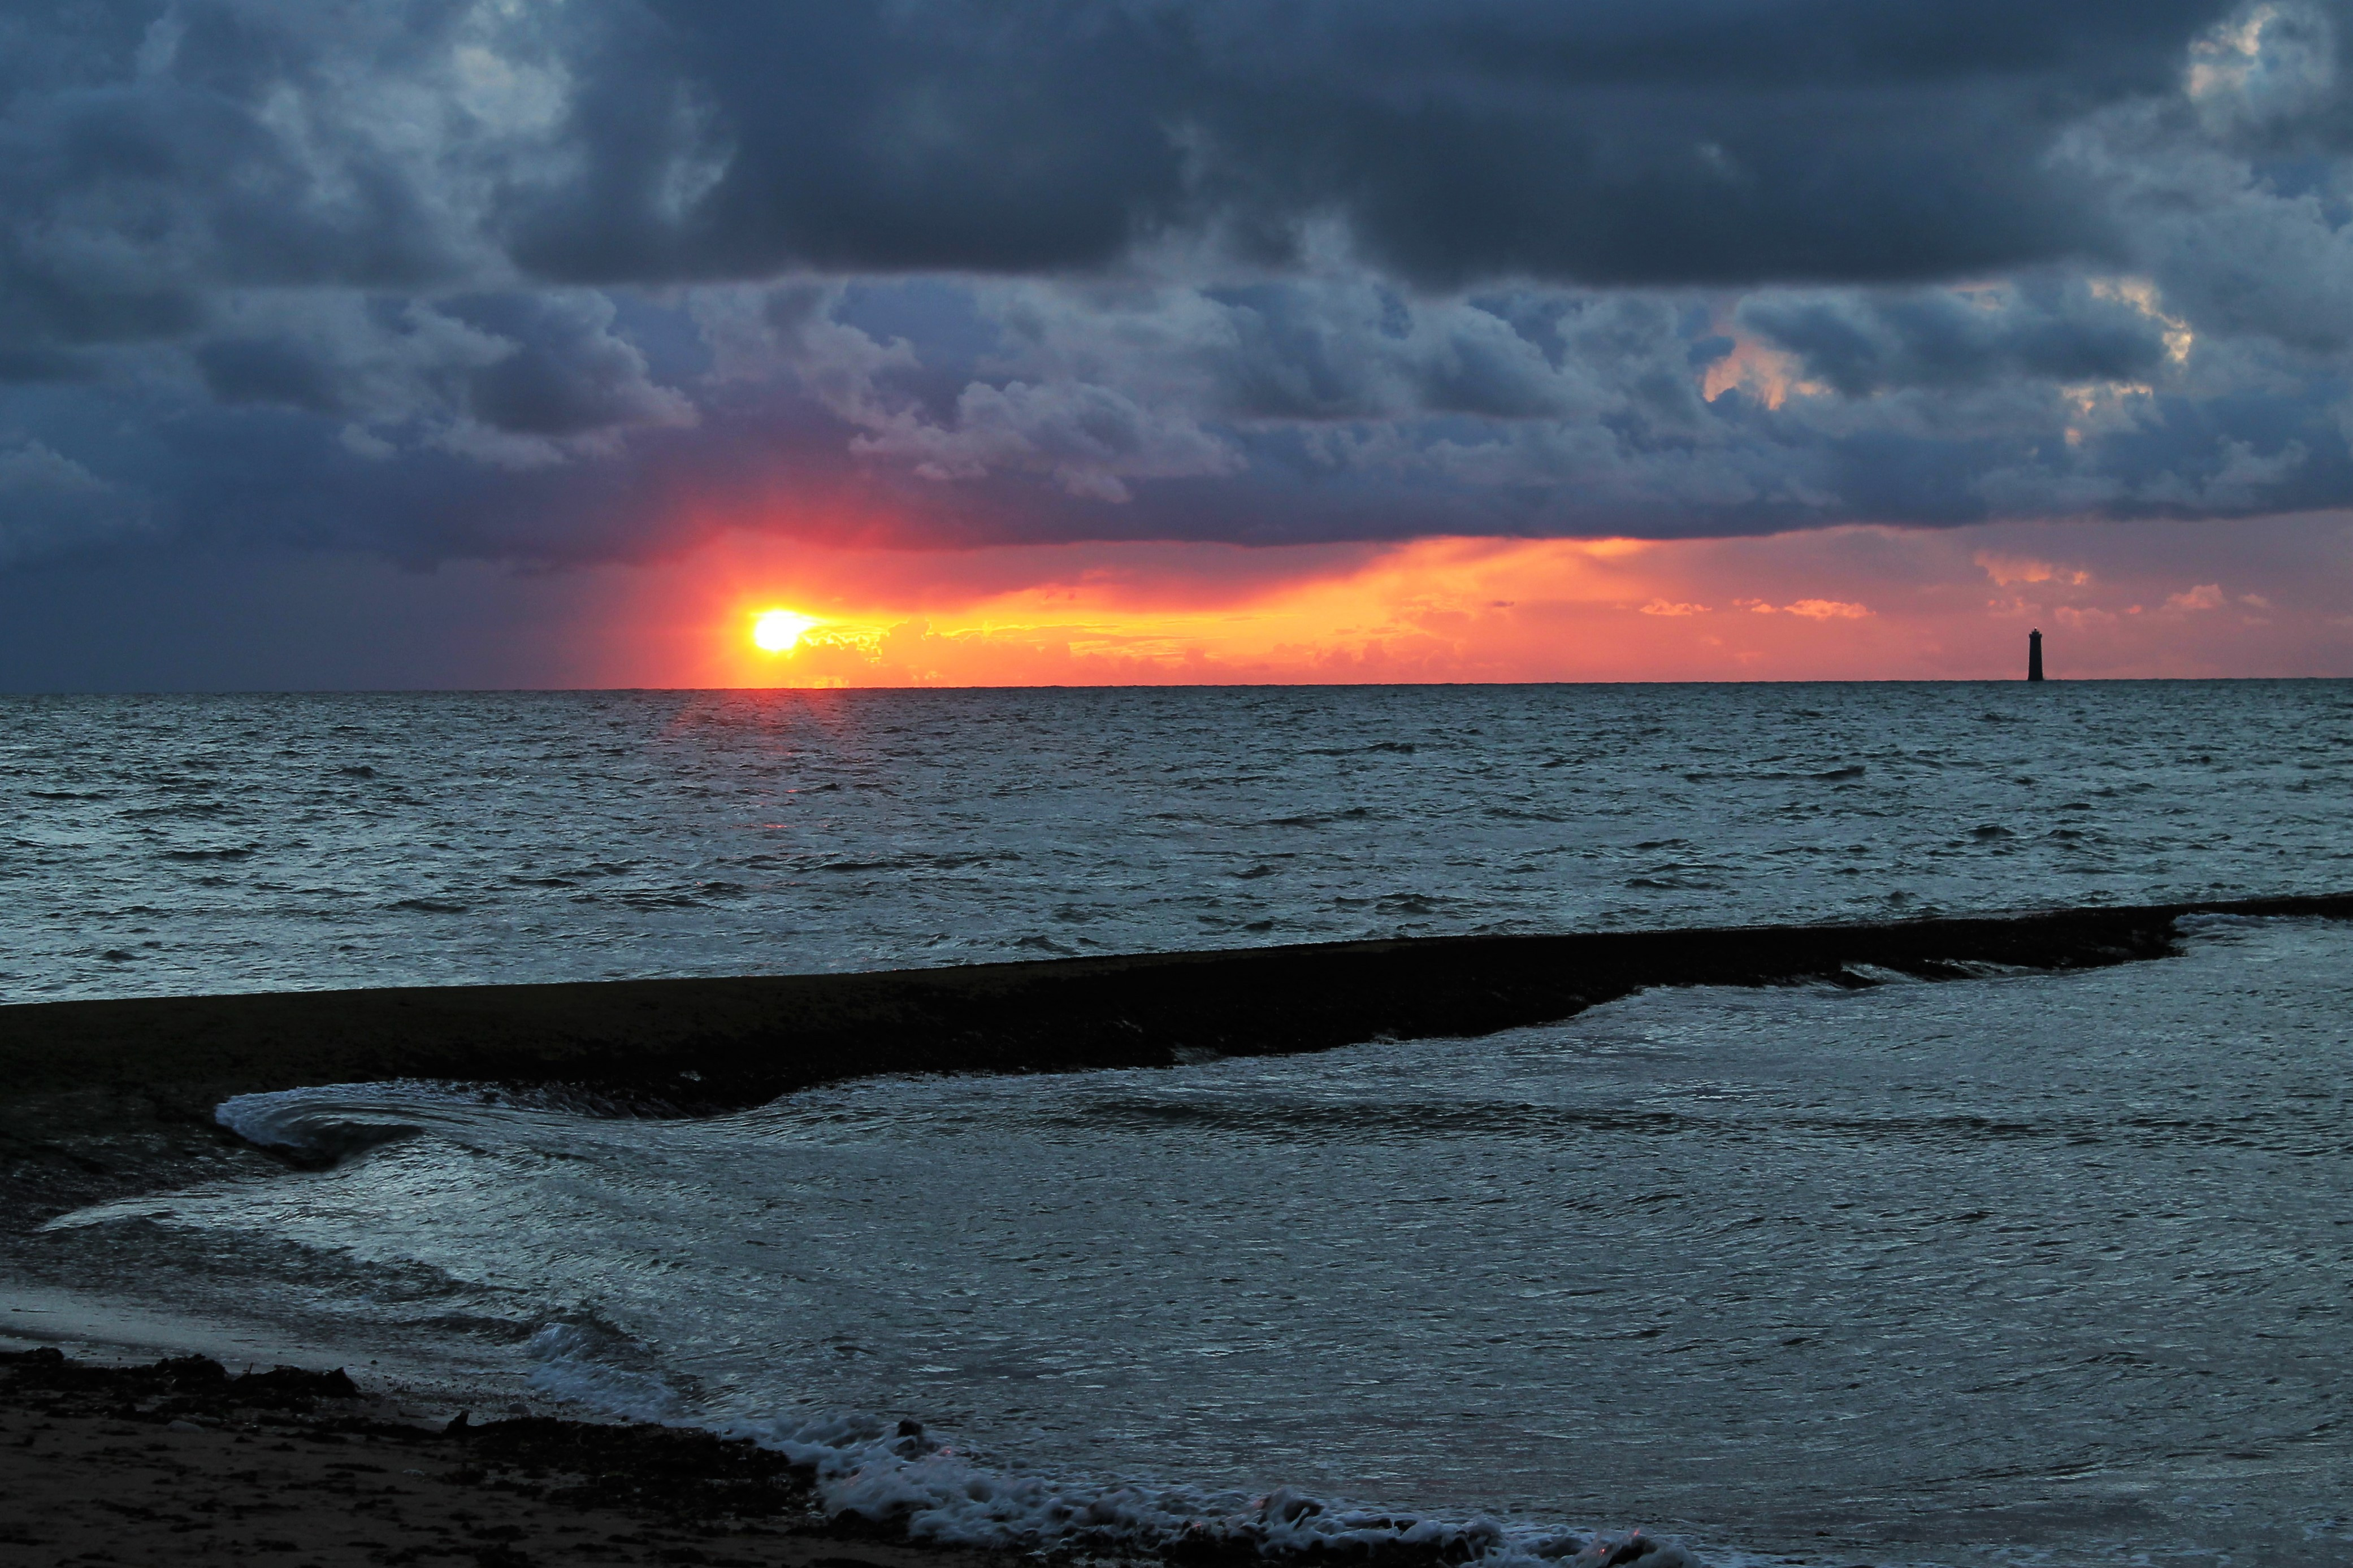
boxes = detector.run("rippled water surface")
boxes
[36,920,2353,1567]
[11,683,2353,1566]
[3,682,2350,1001]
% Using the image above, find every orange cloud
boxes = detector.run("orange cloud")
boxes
[698,535,1671,686]
[1700,334,1824,410]
[638,532,1982,686]
[1975,551,2090,588]
[553,512,2353,688]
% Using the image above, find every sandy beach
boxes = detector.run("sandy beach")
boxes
[0,1347,1025,1568]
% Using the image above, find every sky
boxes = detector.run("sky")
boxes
[2,1,2352,688]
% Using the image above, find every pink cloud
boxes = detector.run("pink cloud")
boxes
[1975,553,2090,588]
[534,511,2353,686]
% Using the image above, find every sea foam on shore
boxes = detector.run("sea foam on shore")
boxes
[735,1407,1705,1567]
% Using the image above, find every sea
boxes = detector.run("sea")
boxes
[4,683,2351,1567]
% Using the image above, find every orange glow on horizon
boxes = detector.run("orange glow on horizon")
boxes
[703,535,1688,688]
[568,515,2322,689]
[522,512,2353,688]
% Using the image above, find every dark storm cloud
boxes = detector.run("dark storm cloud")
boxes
[0,0,2243,357]
[1736,281,2176,397]
[512,0,2236,288]
[0,2,475,360]
[441,293,692,438]
[1,0,2351,580]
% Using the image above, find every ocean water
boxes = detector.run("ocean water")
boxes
[33,918,2353,1566]
[8,683,2353,1566]
[2,681,2350,1003]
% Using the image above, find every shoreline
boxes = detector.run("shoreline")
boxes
[6,893,2352,1231]
[0,1347,1011,1568]
[0,1349,1697,1568]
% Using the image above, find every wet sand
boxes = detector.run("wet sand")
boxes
[0,1347,1016,1568]
[1,1351,1670,1568]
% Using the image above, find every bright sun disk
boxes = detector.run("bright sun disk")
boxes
[751,609,820,651]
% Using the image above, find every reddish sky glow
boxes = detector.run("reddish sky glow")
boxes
[569,512,2353,688]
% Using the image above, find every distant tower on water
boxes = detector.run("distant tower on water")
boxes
[2027,628,2045,682]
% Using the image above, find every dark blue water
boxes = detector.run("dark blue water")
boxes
[4,681,2348,1002]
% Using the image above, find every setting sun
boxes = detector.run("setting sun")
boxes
[750,609,820,652]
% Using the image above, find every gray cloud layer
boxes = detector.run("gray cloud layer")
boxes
[2,0,2351,569]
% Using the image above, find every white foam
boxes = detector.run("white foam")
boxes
[502,1305,1710,1565]
[522,1322,681,1424]
[718,1408,1704,1566]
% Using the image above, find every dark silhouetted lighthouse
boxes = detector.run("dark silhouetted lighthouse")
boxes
[2027,628,2044,681]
